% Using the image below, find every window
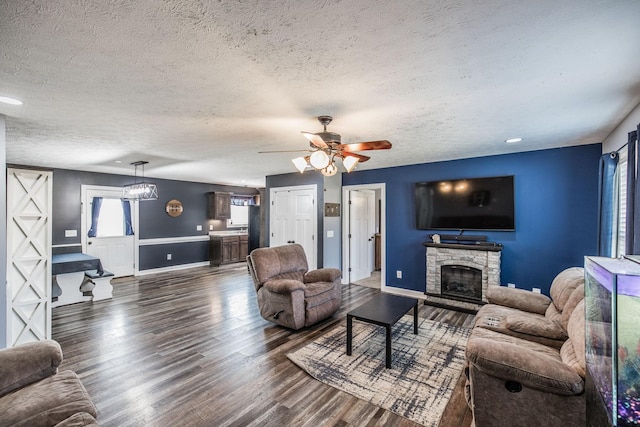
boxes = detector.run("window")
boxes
[615,149,628,257]
[96,198,125,237]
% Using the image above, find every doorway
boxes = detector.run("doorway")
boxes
[81,185,136,277]
[342,183,385,288]
[269,184,317,269]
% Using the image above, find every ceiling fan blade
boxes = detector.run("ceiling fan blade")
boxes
[343,152,370,162]
[301,131,328,149]
[340,140,392,152]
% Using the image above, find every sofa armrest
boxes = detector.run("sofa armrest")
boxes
[304,268,342,284]
[263,279,306,294]
[466,336,583,396]
[0,340,63,397]
[506,313,567,340]
[486,286,551,315]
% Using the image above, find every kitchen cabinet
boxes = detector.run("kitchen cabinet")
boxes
[208,192,231,220]
[209,234,249,266]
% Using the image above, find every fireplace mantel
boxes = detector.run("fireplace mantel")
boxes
[423,242,503,252]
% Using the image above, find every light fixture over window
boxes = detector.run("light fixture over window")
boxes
[122,161,158,201]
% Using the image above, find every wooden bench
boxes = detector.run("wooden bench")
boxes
[81,269,115,301]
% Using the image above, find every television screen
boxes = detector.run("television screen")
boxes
[415,175,515,231]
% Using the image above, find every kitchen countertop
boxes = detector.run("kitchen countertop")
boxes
[209,231,248,236]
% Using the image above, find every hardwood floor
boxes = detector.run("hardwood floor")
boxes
[51,264,475,427]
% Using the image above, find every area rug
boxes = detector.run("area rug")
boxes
[287,316,470,426]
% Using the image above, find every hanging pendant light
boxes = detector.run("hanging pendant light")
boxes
[122,161,158,201]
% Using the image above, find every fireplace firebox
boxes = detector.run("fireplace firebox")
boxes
[425,241,502,311]
[440,265,482,301]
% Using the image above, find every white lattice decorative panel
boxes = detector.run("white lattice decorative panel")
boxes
[6,168,52,346]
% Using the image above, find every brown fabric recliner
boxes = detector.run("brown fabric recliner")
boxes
[247,244,342,330]
[473,267,584,349]
[465,299,587,427]
[0,340,99,427]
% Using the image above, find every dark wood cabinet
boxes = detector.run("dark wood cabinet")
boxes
[239,235,248,260]
[208,192,231,220]
[209,234,249,266]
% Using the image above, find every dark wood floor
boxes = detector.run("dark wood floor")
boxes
[52,264,475,427]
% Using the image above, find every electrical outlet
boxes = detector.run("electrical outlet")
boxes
[532,287,541,294]
[196,225,203,231]
[209,224,213,231]
[396,270,402,279]
[507,283,516,288]
[167,254,172,260]
[327,230,334,238]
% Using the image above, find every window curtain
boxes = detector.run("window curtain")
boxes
[598,153,619,256]
[121,199,134,236]
[626,127,640,254]
[87,197,103,238]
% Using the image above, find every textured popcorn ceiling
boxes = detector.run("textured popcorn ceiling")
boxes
[1,0,640,187]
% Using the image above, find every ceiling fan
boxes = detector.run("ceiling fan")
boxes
[260,115,392,176]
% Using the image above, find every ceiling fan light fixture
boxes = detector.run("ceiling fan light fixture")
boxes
[343,156,359,173]
[292,156,309,173]
[321,162,338,177]
[309,150,330,169]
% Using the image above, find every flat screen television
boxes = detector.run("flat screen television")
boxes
[415,175,515,231]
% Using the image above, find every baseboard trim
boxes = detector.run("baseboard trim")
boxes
[136,261,210,276]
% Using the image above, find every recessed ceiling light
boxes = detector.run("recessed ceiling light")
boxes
[114,160,122,164]
[0,96,23,106]
[505,138,522,143]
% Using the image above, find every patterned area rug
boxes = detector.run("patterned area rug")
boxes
[287,316,470,426]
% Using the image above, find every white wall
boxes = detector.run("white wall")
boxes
[603,101,640,152]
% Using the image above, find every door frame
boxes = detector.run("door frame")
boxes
[269,184,318,269]
[342,183,386,288]
[80,185,139,275]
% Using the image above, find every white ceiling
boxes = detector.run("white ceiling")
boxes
[1,0,640,188]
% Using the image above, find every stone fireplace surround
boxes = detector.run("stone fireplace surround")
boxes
[425,242,502,311]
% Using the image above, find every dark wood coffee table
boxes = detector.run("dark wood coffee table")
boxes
[346,293,419,368]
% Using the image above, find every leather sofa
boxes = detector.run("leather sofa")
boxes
[0,340,98,427]
[465,267,586,427]
[247,244,342,330]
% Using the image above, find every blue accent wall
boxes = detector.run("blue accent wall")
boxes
[343,144,601,295]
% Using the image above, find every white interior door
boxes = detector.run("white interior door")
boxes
[7,168,52,345]
[269,185,317,269]
[349,190,375,282]
[343,183,386,288]
[81,186,135,277]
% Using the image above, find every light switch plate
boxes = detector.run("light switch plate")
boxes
[65,229,77,237]
[327,230,334,238]
[196,225,203,231]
